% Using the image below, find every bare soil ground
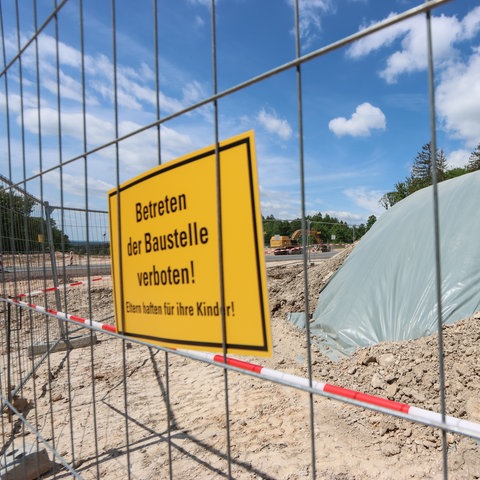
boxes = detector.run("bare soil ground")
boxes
[2,247,479,479]
[263,248,480,479]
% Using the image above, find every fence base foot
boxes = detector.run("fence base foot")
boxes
[0,442,52,480]
[28,333,98,357]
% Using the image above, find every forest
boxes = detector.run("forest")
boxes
[0,188,70,253]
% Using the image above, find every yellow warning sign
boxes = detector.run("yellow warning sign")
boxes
[108,131,271,356]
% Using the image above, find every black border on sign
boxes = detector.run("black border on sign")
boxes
[109,135,270,352]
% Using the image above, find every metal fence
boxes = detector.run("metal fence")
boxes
[1,0,479,479]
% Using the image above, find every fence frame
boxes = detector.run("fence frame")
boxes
[1,0,478,479]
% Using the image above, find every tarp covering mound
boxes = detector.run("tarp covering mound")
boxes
[311,170,480,359]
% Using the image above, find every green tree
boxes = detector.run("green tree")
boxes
[380,142,451,210]
[466,143,480,172]
[0,188,70,253]
[379,178,415,209]
[366,215,377,231]
[262,215,276,245]
[330,222,352,243]
[444,167,468,180]
[355,224,366,238]
[379,191,397,210]
[411,142,447,187]
[0,188,35,252]
[262,216,294,245]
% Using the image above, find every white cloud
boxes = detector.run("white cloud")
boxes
[182,80,206,105]
[462,5,480,39]
[22,105,194,174]
[39,169,115,203]
[436,49,480,148]
[156,125,194,161]
[0,90,38,114]
[102,121,194,174]
[22,107,114,146]
[347,13,409,60]
[446,149,471,169]
[16,31,196,116]
[12,33,81,71]
[195,15,205,28]
[329,102,386,137]
[286,0,333,47]
[378,16,429,84]
[326,210,366,226]
[347,6,480,84]
[344,187,385,216]
[258,153,299,190]
[257,108,293,140]
[259,185,301,219]
[7,28,208,181]
[345,7,480,147]
[187,0,211,7]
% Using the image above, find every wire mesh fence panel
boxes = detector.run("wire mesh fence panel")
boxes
[1,0,479,479]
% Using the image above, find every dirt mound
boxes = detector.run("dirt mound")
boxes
[267,244,354,318]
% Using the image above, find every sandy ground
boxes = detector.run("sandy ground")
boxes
[2,247,479,479]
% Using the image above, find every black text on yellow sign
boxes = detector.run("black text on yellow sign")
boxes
[108,131,271,356]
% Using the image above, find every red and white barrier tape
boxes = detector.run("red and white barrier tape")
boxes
[184,350,480,438]
[14,277,105,299]
[6,297,480,439]
[10,298,116,333]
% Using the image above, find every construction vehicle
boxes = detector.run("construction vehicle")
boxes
[290,229,322,244]
[269,235,292,248]
[269,229,322,248]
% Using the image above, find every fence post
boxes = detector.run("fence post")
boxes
[44,202,65,338]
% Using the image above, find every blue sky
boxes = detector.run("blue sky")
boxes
[2,0,480,228]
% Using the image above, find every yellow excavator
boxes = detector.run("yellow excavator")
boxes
[290,229,322,244]
[270,229,322,248]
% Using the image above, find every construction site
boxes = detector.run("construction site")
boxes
[1,0,479,479]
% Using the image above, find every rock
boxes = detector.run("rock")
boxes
[12,396,31,413]
[381,441,401,456]
[378,353,395,367]
[411,390,426,403]
[384,373,397,384]
[401,387,413,398]
[357,352,377,366]
[421,438,437,449]
[455,362,471,376]
[400,371,415,386]
[385,384,398,398]
[465,396,480,422]
[0,442,52,479]
[371,373,385,389]
[378,420,397,436]
[464,345,476,356]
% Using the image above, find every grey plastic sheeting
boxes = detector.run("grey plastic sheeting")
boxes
[310,170,480,359]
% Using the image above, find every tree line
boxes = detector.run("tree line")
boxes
[0,188,70,253]
[262,212,377,246]
[380,142,480,209]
